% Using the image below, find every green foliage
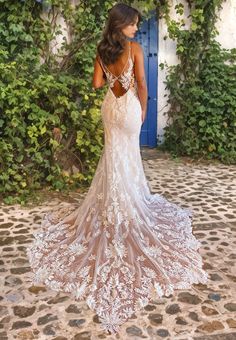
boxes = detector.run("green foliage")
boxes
[0,0,111,204]
[0,0,156,204]
[159,0,236,164]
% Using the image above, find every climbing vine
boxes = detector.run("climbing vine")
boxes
[0,0,111,204]
[157,0,236,164]
[0,0,153,204]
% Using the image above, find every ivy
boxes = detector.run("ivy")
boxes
[0,0,111,204]
[0,0,154,204]
[158,0,236,164]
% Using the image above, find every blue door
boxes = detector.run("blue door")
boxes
[132,13,158,147]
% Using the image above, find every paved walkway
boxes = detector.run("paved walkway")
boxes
[0,148,236,340]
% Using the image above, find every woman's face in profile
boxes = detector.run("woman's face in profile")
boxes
[121,15,139,39]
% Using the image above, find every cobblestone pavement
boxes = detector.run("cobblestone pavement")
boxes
[0,149,236,340]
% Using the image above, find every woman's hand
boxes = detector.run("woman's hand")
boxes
[52,127,62,143]
[141,110,146,124]
[53,127,61,135]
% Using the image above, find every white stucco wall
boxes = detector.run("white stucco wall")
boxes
[157,0,236,144]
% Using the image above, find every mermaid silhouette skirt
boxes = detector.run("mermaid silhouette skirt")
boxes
[27,86,208,334]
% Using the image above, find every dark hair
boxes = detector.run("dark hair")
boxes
[97,3,142,65]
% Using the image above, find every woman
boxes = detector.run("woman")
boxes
[27,3,208,334]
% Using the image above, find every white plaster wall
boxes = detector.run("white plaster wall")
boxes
[43,0,80,56]
[157,0,236,144]
[215,0,236,48]
[40,9,69,57]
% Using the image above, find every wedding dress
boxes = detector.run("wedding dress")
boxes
[27,41,208,334]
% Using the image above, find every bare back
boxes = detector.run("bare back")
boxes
[98,41,135,98]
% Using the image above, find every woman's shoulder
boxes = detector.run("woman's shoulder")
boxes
[131,41,144,55]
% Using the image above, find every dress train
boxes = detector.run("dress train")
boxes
[27,58,208,334]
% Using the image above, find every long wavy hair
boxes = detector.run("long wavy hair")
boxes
[97,3,142,66]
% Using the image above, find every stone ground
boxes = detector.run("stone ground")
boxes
[0,148,236,340]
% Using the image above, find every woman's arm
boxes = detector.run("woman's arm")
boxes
[133,42,148,123]
[92,55,107,89]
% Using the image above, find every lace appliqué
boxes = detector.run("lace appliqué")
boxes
[100,41,135,93]
[27,45,209,334]
[104,58,134,91]
[27,163,208,335]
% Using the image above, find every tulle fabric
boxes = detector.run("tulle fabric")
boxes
[27,85,208,334]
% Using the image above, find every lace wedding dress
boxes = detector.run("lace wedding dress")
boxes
[27,41,208,334]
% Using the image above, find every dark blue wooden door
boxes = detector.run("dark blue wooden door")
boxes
[132,13,158,147]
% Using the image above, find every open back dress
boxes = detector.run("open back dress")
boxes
[27,40,208,334]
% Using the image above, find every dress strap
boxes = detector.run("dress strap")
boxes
[130,41,134,64]
[97,55,107,74]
